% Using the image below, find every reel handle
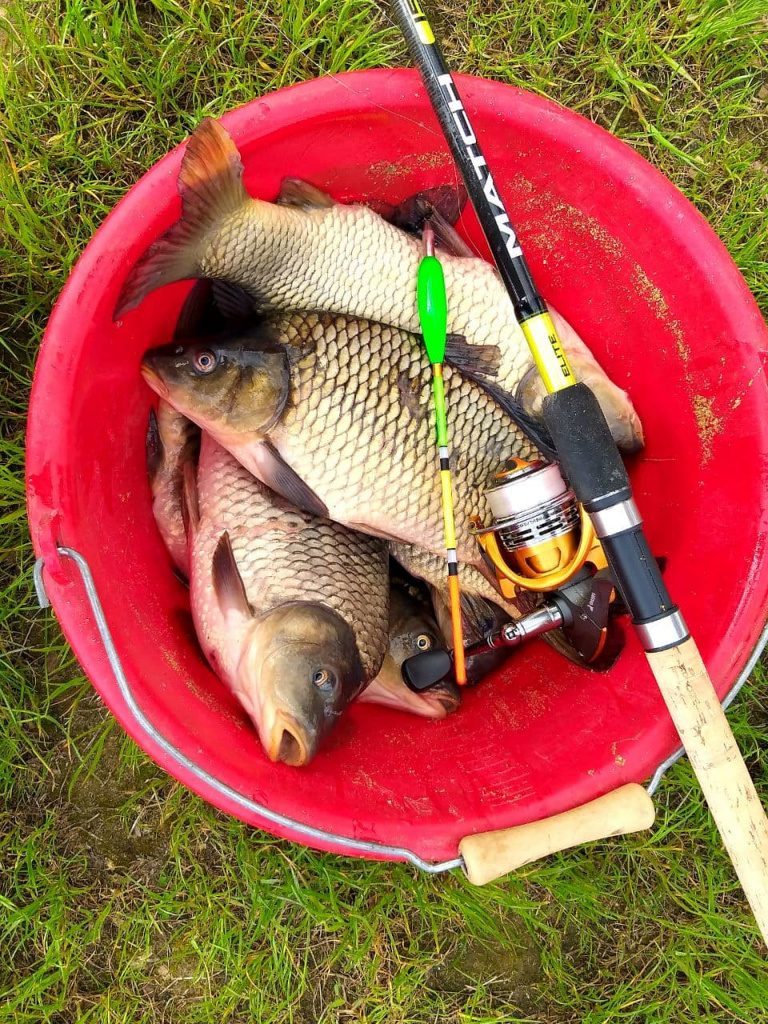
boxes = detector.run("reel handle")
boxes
[401,649,453,692]
[459,784,655,885]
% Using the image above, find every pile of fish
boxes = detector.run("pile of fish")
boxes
[121,118,644,766]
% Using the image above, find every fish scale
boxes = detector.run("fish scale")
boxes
[260,312,538,564]
[118,117,642,453]
[391,542,508,609]
[204,198,613,412]
[192,434,390,680]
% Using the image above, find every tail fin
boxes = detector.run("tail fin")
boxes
[114,118,248,319]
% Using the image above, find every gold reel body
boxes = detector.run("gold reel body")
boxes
[473,458,607,599]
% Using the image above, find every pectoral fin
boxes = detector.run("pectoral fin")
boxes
[251,440,329,518]
[146,408,163,486]
[212,532,254,620]
[180,459,200,538]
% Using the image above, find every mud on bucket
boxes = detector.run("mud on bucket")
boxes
[26,70,768,867]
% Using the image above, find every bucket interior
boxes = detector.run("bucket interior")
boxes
[27,71,768,861]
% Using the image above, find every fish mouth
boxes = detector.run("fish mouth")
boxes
[141,363,169,399]
[265,710,313,766]
[421,680,462,717]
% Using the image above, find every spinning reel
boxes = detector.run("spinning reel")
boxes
[467,456,620,662]
[404,457,628,693]
[473,457,605,598]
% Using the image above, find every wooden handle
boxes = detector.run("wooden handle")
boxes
[459,783,655,885]
[647,637,768,943]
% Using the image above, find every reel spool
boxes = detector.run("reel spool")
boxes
[472,458,607,598]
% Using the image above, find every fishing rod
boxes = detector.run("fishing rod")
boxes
[390,0,768,939]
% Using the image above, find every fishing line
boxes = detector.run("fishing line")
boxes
[254,3,484,256]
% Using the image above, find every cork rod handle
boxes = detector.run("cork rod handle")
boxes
[646,637,768,944]
[460,784,655,886]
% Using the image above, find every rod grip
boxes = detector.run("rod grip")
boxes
[542,383,630,510]
[599,528,677,628]
[542,383,676,626]
[647,638,768,943]
[459,784,655,885]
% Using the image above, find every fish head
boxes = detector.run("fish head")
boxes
[142,331,290,444]
[363,653,461,719]
[382,587,460,718]
[239,602,365,766]
[387,586,443,667]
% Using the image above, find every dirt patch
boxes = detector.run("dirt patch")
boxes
[429,930,543,1016]
[45,696,170,882]
[692,394,723,464]
[368,150,452,183]
[507,175,726,464]
[631,266,691,368]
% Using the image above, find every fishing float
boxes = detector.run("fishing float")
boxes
[417,225,467,685]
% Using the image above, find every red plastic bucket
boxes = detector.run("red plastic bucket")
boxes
[26,70,768,865]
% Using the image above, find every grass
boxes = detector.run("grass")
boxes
[1,0,768,1020]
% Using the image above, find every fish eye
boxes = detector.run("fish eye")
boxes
[313,668,335,689]
[193,350,217,374]
[416,634,433,651]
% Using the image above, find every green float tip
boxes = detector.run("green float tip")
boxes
[417,230,448,365]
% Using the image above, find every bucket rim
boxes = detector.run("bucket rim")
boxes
[26,69,768,860]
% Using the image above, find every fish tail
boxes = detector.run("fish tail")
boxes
[113,118,248,319]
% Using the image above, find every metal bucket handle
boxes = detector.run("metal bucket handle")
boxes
[34,546,768,873]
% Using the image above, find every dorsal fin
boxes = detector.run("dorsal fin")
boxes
[211,279,256,326]
[451,364,557,461]
[174,280,218,339]
[443,334,501,378]
[277,178,335,210]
